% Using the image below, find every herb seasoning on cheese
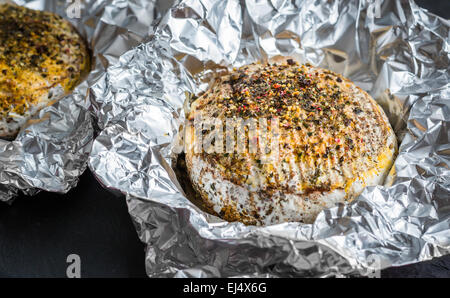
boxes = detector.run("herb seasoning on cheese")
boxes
[0,4,90,138]
[186,57,397,225]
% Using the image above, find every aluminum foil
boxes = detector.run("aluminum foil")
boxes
[89,0,450,277]
[0,0,166,202]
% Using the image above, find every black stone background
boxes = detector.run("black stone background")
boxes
[0,0,449,278]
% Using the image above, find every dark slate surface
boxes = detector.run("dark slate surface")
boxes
[0,171,146,278]
[0,0,448,278]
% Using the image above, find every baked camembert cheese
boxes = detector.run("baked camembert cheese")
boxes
[0,4,90,138]
[185,57,397,225]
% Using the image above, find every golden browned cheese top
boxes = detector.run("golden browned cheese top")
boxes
[189,58,393,197]
[0,4,89,120]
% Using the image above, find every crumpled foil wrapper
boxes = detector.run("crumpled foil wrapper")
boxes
[89,0,450,277]
[0,0,166,202]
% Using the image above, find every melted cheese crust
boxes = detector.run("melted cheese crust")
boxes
[0,4,90,138]
[186,57,397,225]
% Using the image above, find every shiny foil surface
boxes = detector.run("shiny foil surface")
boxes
[0,0,164,202]
[89,0,450,277]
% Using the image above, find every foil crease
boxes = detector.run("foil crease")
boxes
[0,0,165,202]
[89,0,450,277]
